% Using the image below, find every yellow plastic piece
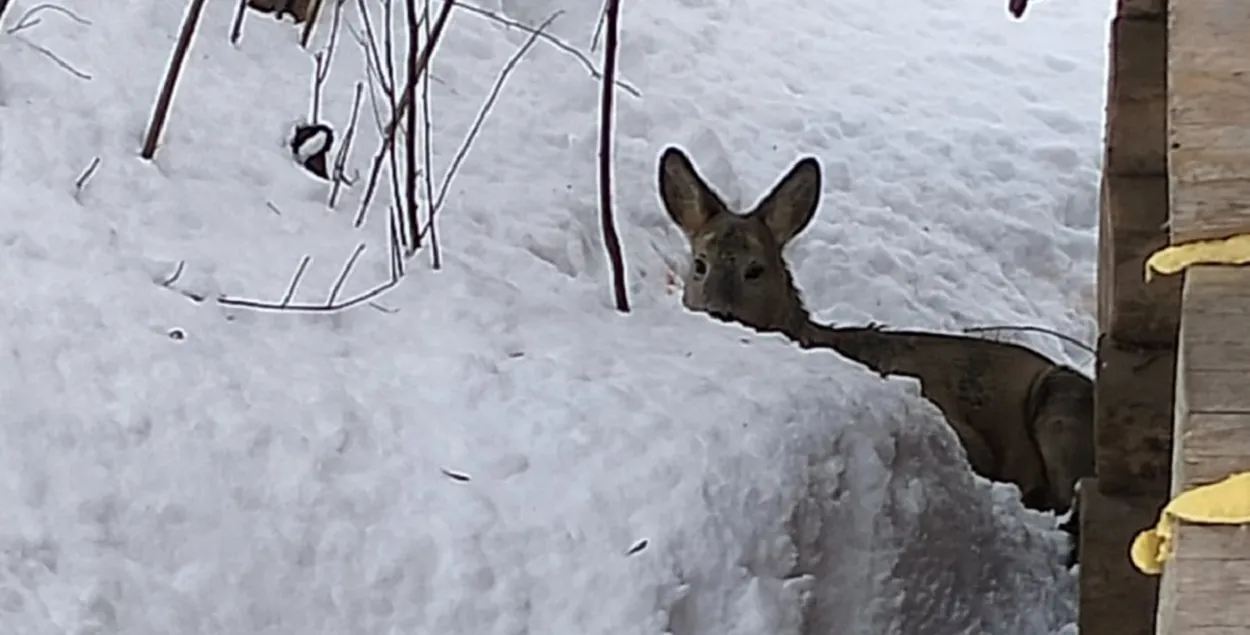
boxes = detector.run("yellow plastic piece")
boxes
[1130,471,1250,576]
[1144,233,1250,282]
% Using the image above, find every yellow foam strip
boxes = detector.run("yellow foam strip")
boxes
[1130,471,1250,575]
[1144,233,1250,282]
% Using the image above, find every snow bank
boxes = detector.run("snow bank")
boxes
[0,0,1107,633]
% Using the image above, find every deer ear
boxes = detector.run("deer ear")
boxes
[658,146,726,237]
[752,156,821,246]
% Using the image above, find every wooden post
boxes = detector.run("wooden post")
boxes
[1081,1,1177,633]
[1155,0,1250,633]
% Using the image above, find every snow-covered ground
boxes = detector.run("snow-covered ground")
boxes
[0,0,1110,633]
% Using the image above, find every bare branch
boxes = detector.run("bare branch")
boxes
[597,0,629,312]
[403,0,423,255]
[7,2,91,34]
[309,0,345,122]
[431,11,557,215]
[229,0,248,44]
[161,261,187,287]
[218,278,400,312]
[962,325,1094,356]
[299,0,327,48]
[72,156,101,202]
[455,2,640,98]
[327,243,367,305]
[281,255,313,306]
[141,0,210,160]
[11,36,90,79]
[352,0,454,229]
[420,0,440,268]
[328,81,365,208]
[589,0,607,52]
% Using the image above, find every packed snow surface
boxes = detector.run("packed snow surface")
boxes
[0,0,1110,633]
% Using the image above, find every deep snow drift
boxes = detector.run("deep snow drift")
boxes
[0,0,1109,633]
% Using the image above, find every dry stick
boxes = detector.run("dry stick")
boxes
[141,0,209,160]
[299,0,327,48]
[8,3,92,32]
[420,0,439,268]
[73,156,102,201]
[455,2,639,98]
[310,52,327,121]
[589,0,607,52]
[229,0,248,44]
[597,0,629,312]
[963,325,1094,356]
[328,81,365,208]
[220,220,404,313]
[388,206,405,279]
[309,0,345,122]
[281,256,313,306]
[327,243,367,304]
[430,12,558,217]
[376,1,408,248]
[347,16,391,146]
[220,279,400,312]
[0,0,11,23]
[403,0,422,255]
[351,0,454,229]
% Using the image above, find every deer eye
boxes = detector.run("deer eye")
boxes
[693,258,708,276]
[744,263,765,280]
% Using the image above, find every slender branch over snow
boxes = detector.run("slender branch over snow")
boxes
[597,0,630,312]
[963,325,1094,356]
[141,0,209,159]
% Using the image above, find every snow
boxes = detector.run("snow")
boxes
[0,0,1110,633]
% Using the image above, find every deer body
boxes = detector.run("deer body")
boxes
[658,145,1094,518]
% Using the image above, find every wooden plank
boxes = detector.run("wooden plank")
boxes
[1157,528,1250,634]
[1098,174,1181,343]
[1078,478,1163,635]
[1157,266,1250,635]
[1177,413,1250,488]
[1095,335,1175,496]
[1175,268,1250,412]
[1106,16,1168,176]
[1168,0,1250,242]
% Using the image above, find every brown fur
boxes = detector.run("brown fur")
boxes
[658,145,1094,517]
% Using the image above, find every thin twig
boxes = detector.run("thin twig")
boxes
[7,3,91,34]
[327,243,367,305]
[229,0,248,44]
[73,156,102,195]
[161,261,188,287]
[962,325,1094,356]
[455,2,639,98]
[421,0,439,268]
[352,0,455,228]
[328,81,364,208]
[597,0,629,312]
[299,0,327,48]
[431,11,557,215]
[218,278,400,312]
[281,255,313,306]
[141,0,210,159]
[589,0,607,52]
[403,0,422,255]
[309,0,345,122]
[11,37,90,79]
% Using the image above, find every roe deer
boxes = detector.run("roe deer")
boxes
[657,145,1094,524]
